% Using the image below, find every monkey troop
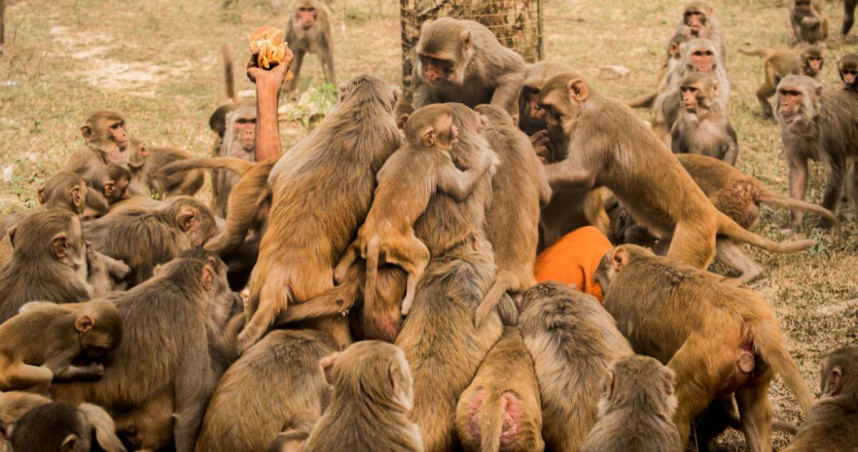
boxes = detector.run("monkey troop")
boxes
[3,1,856,451]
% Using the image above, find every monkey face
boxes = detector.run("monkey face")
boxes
[688,48,715,73]
[794,0,812,12]
[680,85,700,114]
[107,120,129,149]
[777,86,806,119]
[234,116,257,152]
[806,56,823,73]
[419,54,453,85]
[684,10,706,35]
[841,68,858,86]
[297,4,317,30]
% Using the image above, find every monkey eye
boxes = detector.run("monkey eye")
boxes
[842,70,858,75]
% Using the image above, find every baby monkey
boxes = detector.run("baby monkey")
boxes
[671,72,738,165]
[335,104,495,316]
[838,53,858,91]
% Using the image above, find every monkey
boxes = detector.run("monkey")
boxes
[241,75,401,352]
[5,400,126,452]
[536,73,816,270]
[518,281,633,451]
[846,0,858,36]
[404,17,527,116]
[595,244,815,448]
[580,355,682,452]
[738,45,824,119]
[782,346,858,451]
[303,341,422,451]
[0,210,91,324]
[84,242,130,298]
[0,299,122,393]
[628,33,691,110]
[775,75,858,229]
[791,0,828,45]
[670,72,739,165]
[472,104,550,327]
[284,0,335,93]
[211,102,257,218]
[195,329,336,452]
[334,103,495,316]
[65,111,131,181]
[265,411,320,452]
[837,53,858,92]
[669,1,726,64]
[84,164,133,218]
[396,236,505,452]
[51,252,239,452]
[0,391,52,426]
[518,61,575,139]
[126,140,205,199]
[82,196,218,286]
[455,327,544,452]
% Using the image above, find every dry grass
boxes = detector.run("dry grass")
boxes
[0,0,856,450]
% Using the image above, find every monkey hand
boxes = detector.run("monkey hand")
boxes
[53,363,105,382]
[530,130,551,164]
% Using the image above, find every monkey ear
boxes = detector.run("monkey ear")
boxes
[74,315,95,334]
[177,208,197,232]
[390,86,401,108]
[814,85,823,99]
[711,82,720,99]
[601,370,615,399]
[320,354,339,385]
[664,368,676,397]
[566,79,588,102]
[7,225,18,247]
[52,233,70,259]
[421,127,436,147]
[81,125,94,141]
[201,265,214,291]
[389,361,402,398]
[477,114,489,134]
[510,114,520,128]
[824,366,843,396]
[669,43,679,56]
[61,433,79,452]
[611,247,629,273]
[337,83,349,102]
[397,114,410,131]
[460,30,473,52]
[71,185,84,207]
[37,185,47,204]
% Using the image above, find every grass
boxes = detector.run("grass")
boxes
[1,0,856,450]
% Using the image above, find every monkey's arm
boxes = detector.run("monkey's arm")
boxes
[51,362,105,381]
[670,129,685,154]
[97,252,131,280]
[0,361,53,392]
[436,149,496,201]
[490,72,526,113]
[537,166,553,207]
[723,126,739,166]
[543,160,597,190]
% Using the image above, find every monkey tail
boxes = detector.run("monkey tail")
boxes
[157,157,255,180]
[716,213,816,254]
[722,408,798,435]
[364,238,381,314]
[272,283,356,326]
[757,188,839,227]
[477,392,507,452]
[628,90,659,109]
[736,48,774,58]
[222,44,237,104]
[752,322,814,413]
[474,272,515,328]
[77,403,128,452]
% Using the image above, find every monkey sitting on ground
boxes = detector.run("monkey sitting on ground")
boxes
[791,0,828,45]
[302,341,422,452]
[580,355,682,452]
[65,111,131,181]
[85,164,133,218]
[671,72,739,165]
[284,0,335,93]
[0,299,122,393]
[738,45,824,119]
[335,103,495,316]
[596,244,814,449]
[126,139,205,199]
[518,281,633,451]
[838,53,858,92]
[4,399,126,452]
[455,327,543,452]
[783,346,858,451]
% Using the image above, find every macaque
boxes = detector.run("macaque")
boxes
[775,75,858,229]
[738,45,824,118]
[127,140,204,199]
[285,0,335,93]
[65,111,130,181]
[303,341,422,452]
[211,103,257,218]
[838,53,858,91]
[405,17,526,115]
[671,72,738,165]
[846,0,858,36]
[6,401,126,452]
[580,355,682,452]
[791,0,828,45]
[628,34,690,109]
[85,164,132,218]
[669,1,725,62]
[596,244,814,448]
[0,299,122,393]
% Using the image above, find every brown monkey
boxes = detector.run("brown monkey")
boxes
[265,412,318,452]
[127,141,204,199]
[518,281,633,451]
[791,0,828,45]
[396,237,505,452]
[7,401,126,452]
[537,73,815,270]
[211,102,256,218]
[671,72,738,165]
[783,346,858,451]
[0,299,122,393]
[285,0,335,93]
[455,327,543,452]
[518,61,575,139]
[846,0,858,36]
[65,111,131,180]
[837,53,858,91]
[0,210,91,324]
[51,252,238,452]
[304,341,422,451]
[738,45,824,118]
[0,391,51,426]
[596,244,814,449]
[580,355,682,452]
[84,242,130,297]
[628,34,690,110]
[669,1,725,60]
[405,17,526,115]
[82,196,217,286]
[85,164,133,218]
[242,75,401,352]
[775,75,858,229]
[335,103,494,316]
[196,329,336,452]
[473,104,550,327]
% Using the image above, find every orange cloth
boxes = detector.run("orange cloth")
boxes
[534,226,612,301]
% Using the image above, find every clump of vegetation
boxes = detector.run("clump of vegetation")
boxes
[279,83,338,128]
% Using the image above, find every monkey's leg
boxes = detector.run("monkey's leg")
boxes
[668,339,724,448]
[735,379,774,452]
[756,77,776,119]
[173,373,209,452]
[206,189,269,254]
[274,283,358,326]
[666,221,717,269]
[287,50,306,92]
[0,363,53,393]
[820,155,846,228]
[99,252,131,280]
[787,157,810,229]
[237,279,292,352]
[323,45,336,85]
[333,242,360,285]
[474,271,518,328]
[715,240,763,284]
[383,235,429,316]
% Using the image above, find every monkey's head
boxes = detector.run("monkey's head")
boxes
[535,73,591,140]
[667,34,690,60]
[517,62,574,135]
[475,104,516,128]
[294,0,320,31]
[593,245,653,295]
[684,39,718,74]
[182,250,240,328]
[679,72,719,117]
[775,75,822,131]
[683,1,713,36]
[76,299,123,360]
[9,403,93,452]
[403,104,459,150]
[320,341,414,411]
[337,75,399,115]
[820,346,858,403]
[162,197,218,248]
[82,110,129,155]
[599,355,678,417]
[127,138,149,169]
[209,103,239,138]
[93,164,132,203]
[416,18,474,86]
[223,104,258,156]
[8,210,87,275]
[802,45,824,77]
[38,172,88,215]
[837,54,858,90]
[794,0,813,12]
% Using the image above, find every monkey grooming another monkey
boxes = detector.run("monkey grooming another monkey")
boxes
[536,73,815,270]
[6,401,126,452]
[838,53,858,92]
[783,346,858,451]
[580,355,682,452]
[455,327,544,452]
[738,45,823,119]
[596,244,814,449]
[0,299,122,393]
[671,72,739,165]
[518,281,633,451]
[285,0,335,93]
[303,341,423,452]
[791,0,828,45]
[404,17,526,115]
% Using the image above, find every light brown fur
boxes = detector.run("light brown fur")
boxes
[738,45,823,118]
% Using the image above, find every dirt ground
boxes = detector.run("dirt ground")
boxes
[0,0,856,450]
